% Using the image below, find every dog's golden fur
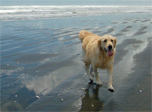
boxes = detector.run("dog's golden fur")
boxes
[79,30,117,92]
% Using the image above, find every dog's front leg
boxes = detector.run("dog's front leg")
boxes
[85,63,93,84]
[107,67,114,92]
[93,67,102,86]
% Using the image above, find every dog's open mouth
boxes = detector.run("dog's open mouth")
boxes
[104,48,113,57]
[107,50,113,56]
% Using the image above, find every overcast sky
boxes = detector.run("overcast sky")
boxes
[1,0,152,6]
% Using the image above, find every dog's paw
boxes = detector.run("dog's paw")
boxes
[96,82,103,86]
[88,79,93,84]
[108,88,114,92]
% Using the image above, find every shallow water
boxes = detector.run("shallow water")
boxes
[1,12,151,111]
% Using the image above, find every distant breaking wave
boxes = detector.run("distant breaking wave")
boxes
[0,5,151,21]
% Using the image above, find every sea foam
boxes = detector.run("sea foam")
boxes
[0,5,151,21]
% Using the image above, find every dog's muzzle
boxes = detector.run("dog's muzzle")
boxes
[104,47,114,57]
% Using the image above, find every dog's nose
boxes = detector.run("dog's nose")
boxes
[108,45,112,50]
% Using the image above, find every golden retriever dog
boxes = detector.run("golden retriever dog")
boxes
[79,30,117,92]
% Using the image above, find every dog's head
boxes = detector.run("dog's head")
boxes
[98,35,117,57]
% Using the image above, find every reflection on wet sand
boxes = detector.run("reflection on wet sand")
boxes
[79,85,103,111]
[1,87,37,111]
[1,101,23,111]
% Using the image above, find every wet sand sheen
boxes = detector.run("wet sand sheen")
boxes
[102,39,151,111]
[1,13,151,111]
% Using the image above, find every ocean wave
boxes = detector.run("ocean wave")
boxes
[0,5,151,21]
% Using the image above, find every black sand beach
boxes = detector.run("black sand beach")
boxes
[1,12,151,111]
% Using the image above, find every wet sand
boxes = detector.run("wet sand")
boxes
[1,13,151,111]
[102,39,151,111]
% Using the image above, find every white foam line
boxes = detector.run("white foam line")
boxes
[1,5,151,21]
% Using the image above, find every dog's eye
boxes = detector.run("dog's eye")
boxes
[111,39,113,42]
[104,39,107,42]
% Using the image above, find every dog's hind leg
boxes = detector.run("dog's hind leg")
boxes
[93,67,102,86]
[84,62,93,84]
[107,67,114,92]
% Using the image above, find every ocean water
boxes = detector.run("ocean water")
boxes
[1,0,151,6]
[0,5,151,21]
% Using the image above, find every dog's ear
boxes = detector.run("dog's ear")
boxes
[113,37,117,48]
[98,39,102,51]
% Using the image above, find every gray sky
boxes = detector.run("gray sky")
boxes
[1,0,152,6]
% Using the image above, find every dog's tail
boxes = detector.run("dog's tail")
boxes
[78,30,92,42]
